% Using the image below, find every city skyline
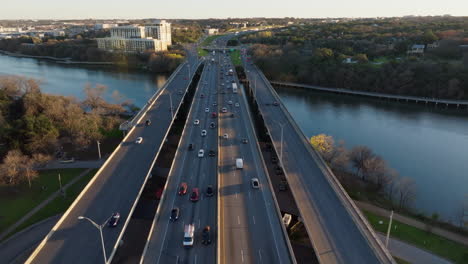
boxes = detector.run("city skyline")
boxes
[0,0,466,19]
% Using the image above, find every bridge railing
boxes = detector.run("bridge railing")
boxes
[254,65,395,264]
[119,61,188,131]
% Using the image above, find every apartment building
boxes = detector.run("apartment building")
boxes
[110,26,145,38]
[97,38,167,53]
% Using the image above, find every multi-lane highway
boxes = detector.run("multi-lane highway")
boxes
[242,51,395,263]
[141,57,219,264]
[217,50,293,264]
[25,47,200,264]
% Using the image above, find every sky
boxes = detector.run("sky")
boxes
[0,0,466,19]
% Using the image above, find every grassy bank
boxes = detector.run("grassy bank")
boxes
[0,169,86,233]
[363,210,468,263]
[9,169,98,237]
[230,50,242,66]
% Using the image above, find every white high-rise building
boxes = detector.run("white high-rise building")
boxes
[110,26,146,39]
[98,21,171,53]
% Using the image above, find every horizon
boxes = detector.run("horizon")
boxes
[1,0,467,20]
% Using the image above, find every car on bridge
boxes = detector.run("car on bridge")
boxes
[178,182,188,195]
[206,185,214,197]
[190,188,199,202]
[198,149,205,158]
[135,137,143,144]
[251,178,260,189]
[145,120,151,126]
[202,226,211,245]
[194,119,200,125]
[170,208,180,222]
[212,112,217,118]
[108,212,120,227]
[201,130,207,137]
[205,108,209,112]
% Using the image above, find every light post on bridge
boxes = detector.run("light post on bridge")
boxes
[277,122,285,166]
[169,93,174,120]
[97,140,101,160]
[77,216,109,264]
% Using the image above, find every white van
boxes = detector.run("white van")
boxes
[236,158,243,169]
[183,224,195,247]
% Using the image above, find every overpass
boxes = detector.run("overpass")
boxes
[25,46,202,264]
[242,54,395,263]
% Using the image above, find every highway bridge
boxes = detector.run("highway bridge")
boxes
[25,36,396,264]
[25,46,201,264]
[242,54,395,263]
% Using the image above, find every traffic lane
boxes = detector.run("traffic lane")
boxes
[251,70,382,263]
[31,78,192,263]
[235,84,291,263]
[145,66,210,263]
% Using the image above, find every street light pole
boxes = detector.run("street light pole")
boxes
[97,141,101,159]
[169,93,174,120]
[78,216,107,264]
[385,210,394,248]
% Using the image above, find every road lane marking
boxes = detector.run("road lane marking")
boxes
[253,216,256,225]
[258,250,262,262]
[194,254,197,264]
[235,192,238,199]
[241,250,244,263]
[237,215,240,225]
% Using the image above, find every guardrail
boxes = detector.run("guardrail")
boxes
[254,65,395,263]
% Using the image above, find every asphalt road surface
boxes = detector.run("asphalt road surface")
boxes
[242,51,394,264]
[217,51,293,264]
[25,47,200,264]
[141,58,218,264]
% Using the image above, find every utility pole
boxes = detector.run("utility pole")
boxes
[385,210,394,248]
[97,140,101,159]
[59,173,65,197]
[77,216,109,264]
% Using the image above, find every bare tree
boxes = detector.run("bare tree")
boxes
[350,145,375,181]
[385,170,400,204]
[0,149,25,185]
[364,156,392,192]
[22,156,38,188]
[397,177,416,209]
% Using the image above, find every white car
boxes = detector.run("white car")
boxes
[228,101,233,105]
[235,103,239,107]
[223,133,228,139]
[221,107,227,113]
[251,178,260,189]
[194,119,200,125]
[135,137,143,144]
[205,108,209,113]
[201,130,207,137]
[198,149,205,158]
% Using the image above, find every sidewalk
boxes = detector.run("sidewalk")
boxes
[0,168,92,241]
[376,233,453,264]
[40,160,104,170]
[355,201,468,247]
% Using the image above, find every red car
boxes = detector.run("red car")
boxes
[178,182,188,195]
[190,188,199,202]
[155,188,163,200]
[211,112,217,118]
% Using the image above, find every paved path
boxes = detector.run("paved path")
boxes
[40,160,104,170]
[356,201,468,247]
[376,233,453,264]
[0,168,93,241]
[0,215,61,264]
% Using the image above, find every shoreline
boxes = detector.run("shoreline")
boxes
[0,50,115,65]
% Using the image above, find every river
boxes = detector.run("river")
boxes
[1,54,466,221]
[0,54,168,107]
[276,86,468,221]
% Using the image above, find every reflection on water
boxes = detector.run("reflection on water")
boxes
[276,86,468,220]
[0,54,168,107]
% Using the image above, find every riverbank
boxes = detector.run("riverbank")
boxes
[0,50,115,65]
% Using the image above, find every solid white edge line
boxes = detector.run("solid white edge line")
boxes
[25,60,189,264]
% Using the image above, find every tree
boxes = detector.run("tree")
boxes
[310,134,334,158]
[397,177,416,209]
[0,149,25,185]
[350,145,374,181]
[22,156,38,188]
[353,53,369,63]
